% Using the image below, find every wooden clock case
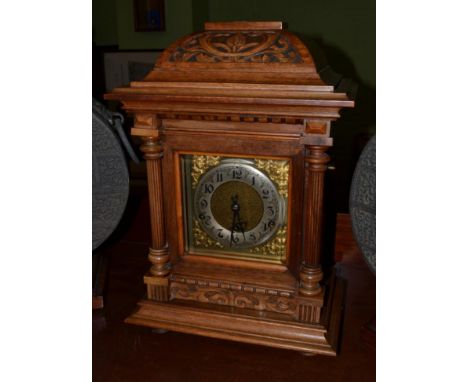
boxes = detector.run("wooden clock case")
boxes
[105,21,354,356]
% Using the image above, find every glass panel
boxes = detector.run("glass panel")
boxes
[180,154,290,264]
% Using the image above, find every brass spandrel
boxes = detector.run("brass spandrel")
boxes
[187,154,289,263]
[192,218,223,249]
[254,159,289,198]
[191,155,221,188]
[247,226,287,260]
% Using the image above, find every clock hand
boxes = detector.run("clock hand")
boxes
[236,216,246,241]
[230,194,248,246]
[229,214,236,248]
[230,194,240,247]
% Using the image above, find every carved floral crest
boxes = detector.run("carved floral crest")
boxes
[169,31,304,63]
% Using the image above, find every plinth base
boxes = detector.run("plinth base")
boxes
[126,274,345,356]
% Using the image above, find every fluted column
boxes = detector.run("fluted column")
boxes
[140,136,171,300]
[299,145,330,296]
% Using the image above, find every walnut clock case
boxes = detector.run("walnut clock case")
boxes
[105,21,354,356]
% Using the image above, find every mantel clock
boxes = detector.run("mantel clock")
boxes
[105,21,354,356]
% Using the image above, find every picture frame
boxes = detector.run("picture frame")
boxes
[133,0,165,32]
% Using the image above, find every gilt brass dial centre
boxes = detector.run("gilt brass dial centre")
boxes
[210,181,263,231]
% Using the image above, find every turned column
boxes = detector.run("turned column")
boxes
[299,145,330,296]
[140,135,171,300]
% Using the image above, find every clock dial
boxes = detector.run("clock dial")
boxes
[181,154,289,263]
[194,160,284,249]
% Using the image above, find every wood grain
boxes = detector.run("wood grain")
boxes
[299,146,330,297]
[205,21,284,31]
[126,272,345,355]
[93,208,375,379]
[105,21,355,355]
[140,135,171,300]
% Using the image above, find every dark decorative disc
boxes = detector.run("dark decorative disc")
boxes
[349,135,376,274]
[92,99,129,250]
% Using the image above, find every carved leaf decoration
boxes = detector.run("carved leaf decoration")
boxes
[171,285,196,298]
[274,36,288,50]
[204,291,229,305]
[226,33,246,53]
[181,52,198,61]
[168,31,303,63]
[234,294,260,308]
[211,42,230,53]
[195,53,217,63]
[169,281,297,316]
[266,295,296,312]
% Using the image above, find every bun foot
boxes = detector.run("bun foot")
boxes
[151,328,169,334]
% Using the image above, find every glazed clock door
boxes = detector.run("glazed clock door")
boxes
[180,154,290,264]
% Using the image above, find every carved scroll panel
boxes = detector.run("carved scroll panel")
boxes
[170,278,297,316]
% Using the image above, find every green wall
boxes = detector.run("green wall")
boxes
[92,0,375,211]
[92,0,374,87]
[208,0,375,88]
[93,0,118,45]
[200,0,376,210]
[93,0,194,49]
[116,0,193,49]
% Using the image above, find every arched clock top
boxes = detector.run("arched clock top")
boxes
[159,29,313,65]
[105,21,354,121]
[140,21,327,86]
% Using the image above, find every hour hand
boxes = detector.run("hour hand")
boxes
[231,194,240,213]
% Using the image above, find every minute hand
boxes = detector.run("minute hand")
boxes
[230,194,241,247]
[229,211,237,247]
